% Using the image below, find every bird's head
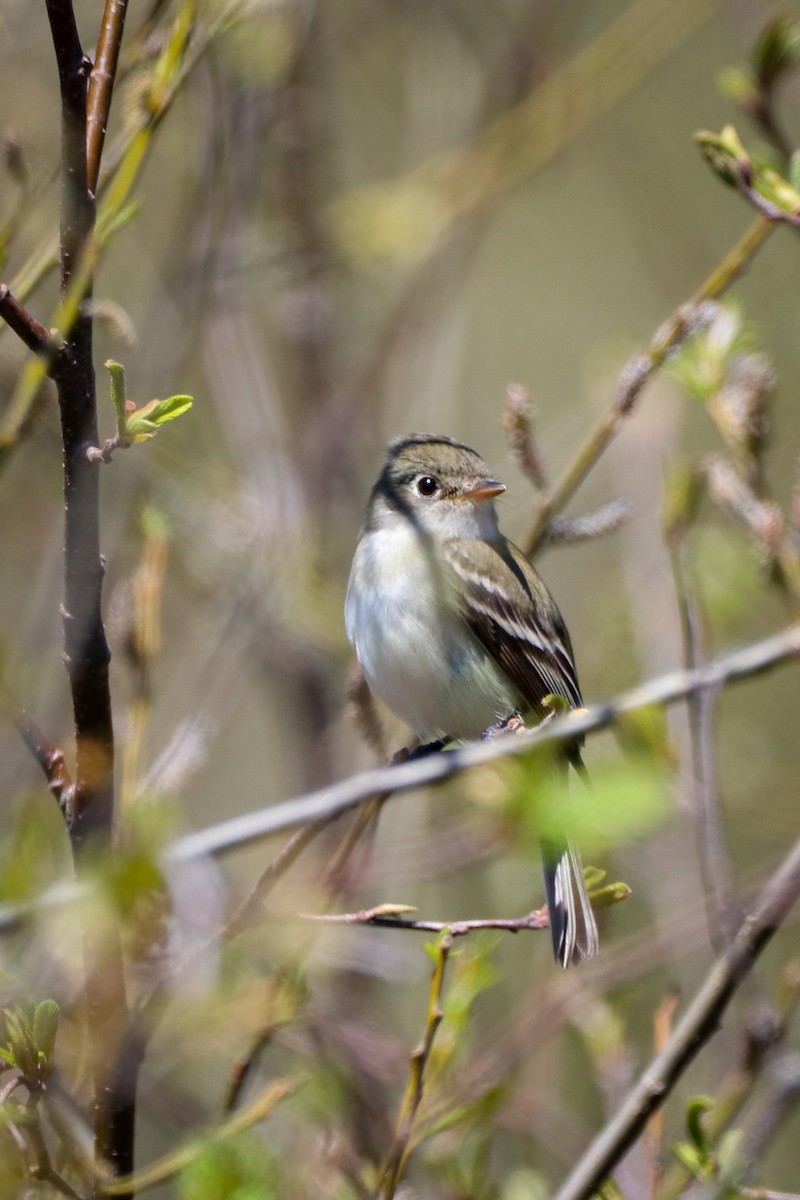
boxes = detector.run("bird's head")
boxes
[367,433,506,539]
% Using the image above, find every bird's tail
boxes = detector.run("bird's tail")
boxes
[542,838,599,968]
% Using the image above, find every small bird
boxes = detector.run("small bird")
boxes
[345,433,598,967]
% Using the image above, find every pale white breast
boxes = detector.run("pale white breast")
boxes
[345,526,518,740]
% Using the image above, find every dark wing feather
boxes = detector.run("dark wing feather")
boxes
[444,536,598,966]
[443,537,582,716]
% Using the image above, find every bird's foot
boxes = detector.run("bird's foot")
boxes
[481,713,526,739]
[393,737,452,764]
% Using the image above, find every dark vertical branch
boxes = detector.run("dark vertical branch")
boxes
[87,0,129,195]
[45,1,135,1188]
[45,0,113,844]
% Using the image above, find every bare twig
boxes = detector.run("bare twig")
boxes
[86,0,129,194]
[546,499,633,546]
[100,1075,305,1196]
[16,714,73,817]
[167,624,800,866]
[525,219,773,555]
[645,989,681,1198]
[0,626,797,940]
[705,455,800,610]
[0,285,52,356]
[302,904,550,938]
[503,383,549,490]
[552,836,800,1200]
[223,815,340,940]
[735,170,800,227]
[379,934,452,1199]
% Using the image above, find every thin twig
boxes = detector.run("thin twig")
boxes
[525,218,773,554]
[16,714,73,816]
[302,904,550,937]
[166,624,800,866]
[86,0,129,194]
[0,286,52,356]
[736,171,800,227]
[0,626,797,938]
[223,815,340,940]
[552,835,800,1200]
[546,499,633,546]
[100,1075,305,1196]
[503,382,549,490]
[645,988,680,1199]
[379,933,452,1199]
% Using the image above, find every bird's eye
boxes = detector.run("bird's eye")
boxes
[416,476,439,497]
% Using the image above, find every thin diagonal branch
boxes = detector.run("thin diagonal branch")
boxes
[525,217,773,554]
[552,835,800,1200]
[0,626,797,939]
[0,286,52,356]
[167,624,800,866]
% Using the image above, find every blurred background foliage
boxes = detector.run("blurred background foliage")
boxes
[1,1,800,1196]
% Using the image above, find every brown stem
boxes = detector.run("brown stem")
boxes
[0,286,51,356]
[87,0,129,194]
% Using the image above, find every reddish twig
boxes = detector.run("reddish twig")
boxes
[16,715,73,817]
[0,286,52,357]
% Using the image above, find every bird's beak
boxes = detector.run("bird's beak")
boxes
[462,479,506,503]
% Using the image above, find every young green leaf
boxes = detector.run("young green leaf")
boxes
[125,395,193,442]
[33,999,59,1067]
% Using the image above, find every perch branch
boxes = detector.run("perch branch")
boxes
[0,626,797,937]
[167,624,800,865]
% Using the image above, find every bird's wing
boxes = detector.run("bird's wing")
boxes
[443,536,582,715]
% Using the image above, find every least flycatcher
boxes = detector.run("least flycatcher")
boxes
[345,433,598,967]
